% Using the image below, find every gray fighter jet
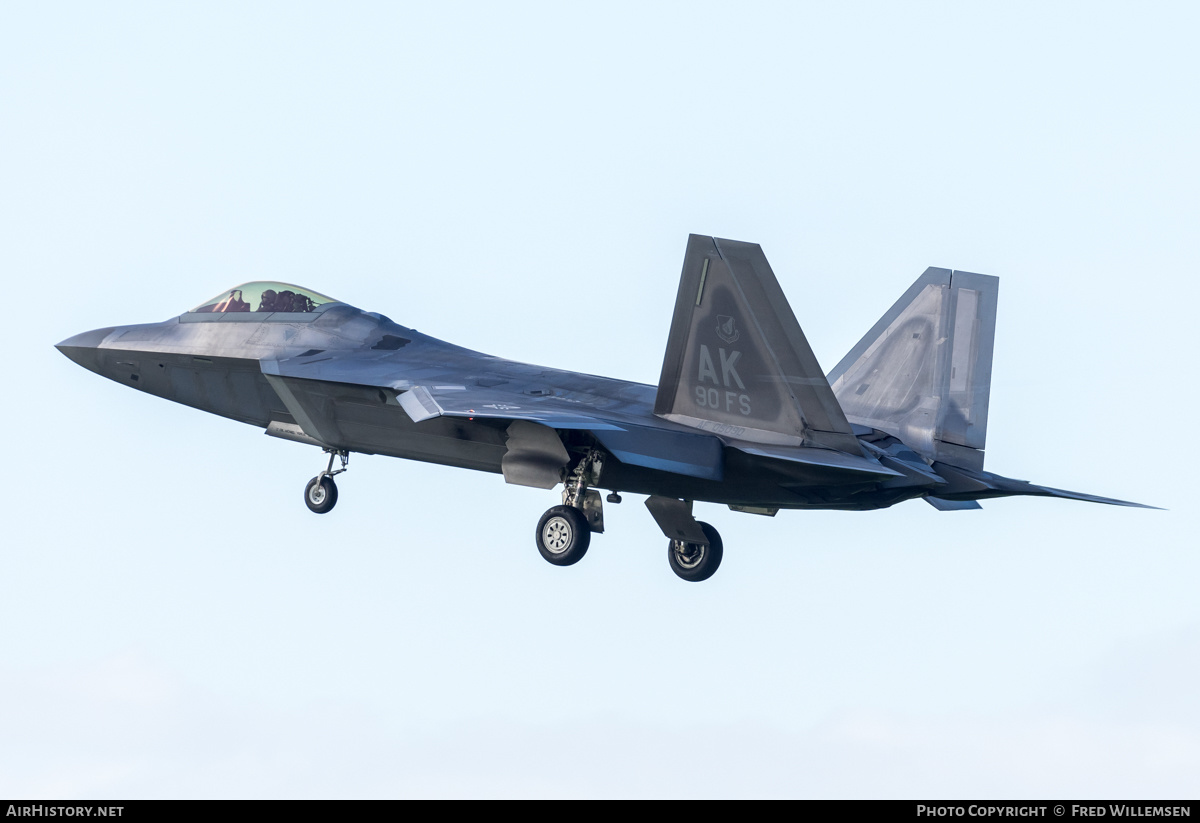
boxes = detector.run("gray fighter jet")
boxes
[56,235,1149,581]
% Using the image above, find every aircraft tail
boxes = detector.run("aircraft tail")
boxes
[654,235,861,454]
[827,267,998,471]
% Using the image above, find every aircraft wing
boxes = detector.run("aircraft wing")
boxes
[260,354,729,481]
[261,347,636,429]
[399,384,897,480]
[260,351,899,485]
[393,384,624,430]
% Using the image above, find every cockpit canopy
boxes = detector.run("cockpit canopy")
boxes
[190,282,339,314]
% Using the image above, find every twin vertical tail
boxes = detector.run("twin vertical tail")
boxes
[826,267,999,471]
[652,236,998,470]
[652,239,1152,507]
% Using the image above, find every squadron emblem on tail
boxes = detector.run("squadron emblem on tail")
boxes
[715,315,740,344]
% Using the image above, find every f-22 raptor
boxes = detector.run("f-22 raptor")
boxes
[56,235,1148,581]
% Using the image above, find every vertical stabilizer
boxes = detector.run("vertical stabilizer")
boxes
[826,268,998,470]
[654,235,861,454]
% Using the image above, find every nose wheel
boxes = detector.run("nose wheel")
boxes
[305,475,338,513]
[304,448,348,514]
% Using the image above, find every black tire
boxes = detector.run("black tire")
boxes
[535,505,591,566]
[304,475,338,514]
[667,521,723,582]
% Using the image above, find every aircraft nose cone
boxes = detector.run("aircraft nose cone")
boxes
[55,327,116,371]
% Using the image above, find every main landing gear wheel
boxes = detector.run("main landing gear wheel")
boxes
[304,475,338,514]
[536,505,590,566]
[668,521,723,582]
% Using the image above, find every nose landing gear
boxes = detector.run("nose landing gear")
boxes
[535,505,591,565]
[304,448,348,514]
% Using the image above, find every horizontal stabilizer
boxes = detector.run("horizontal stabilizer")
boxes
[655,235,861,454]
[926,496,983,511]
[992,478,1161,509]
[929,463,1160,509]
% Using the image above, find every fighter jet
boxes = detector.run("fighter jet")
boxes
[56,235,1149,581]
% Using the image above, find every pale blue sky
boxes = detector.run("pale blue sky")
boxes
[1,1,1197,798]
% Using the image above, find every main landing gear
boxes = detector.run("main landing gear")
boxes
[667,522,723,582]
[304,448,348,514]
[532,452,726,582]
[534,449,603,566]
[536,506,590,565]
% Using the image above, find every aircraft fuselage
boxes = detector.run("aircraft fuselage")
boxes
[58,306,913,511]
[57,240,1150,583]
